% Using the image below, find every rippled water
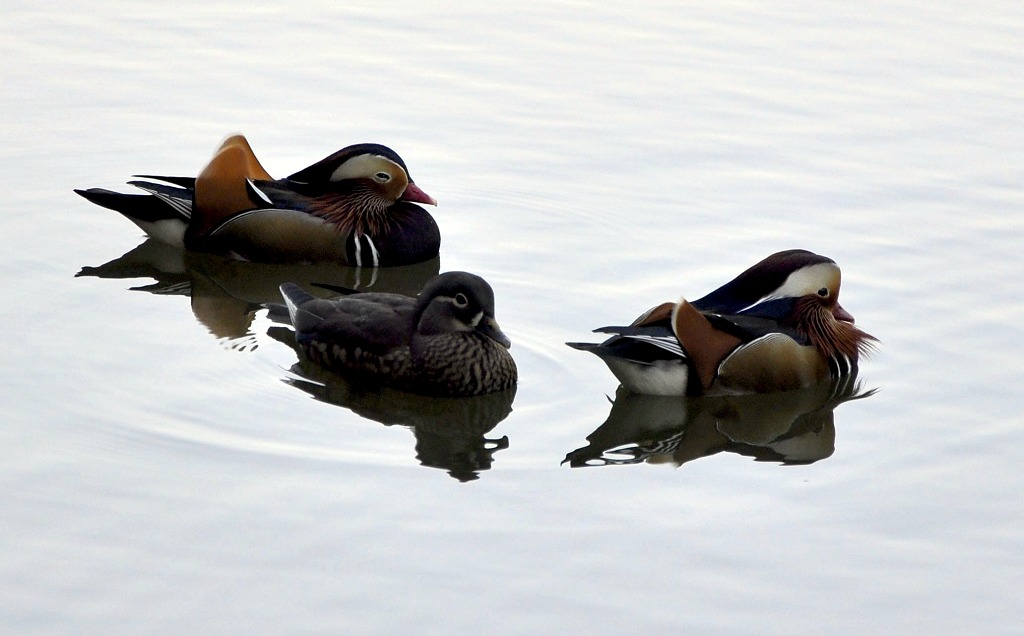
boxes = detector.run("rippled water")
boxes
[3,1,1023,634]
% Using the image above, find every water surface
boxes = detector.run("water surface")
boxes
[3,1,1023,634]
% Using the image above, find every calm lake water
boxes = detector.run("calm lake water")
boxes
[3,1,1023,634]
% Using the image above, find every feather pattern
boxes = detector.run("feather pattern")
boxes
[787,295,877,367]
[568,249,878,395]
[75,134,439,265]
[279,272,517,397]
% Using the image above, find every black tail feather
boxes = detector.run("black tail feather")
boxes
[133,174,197,189]
[279,282,319,307]
[74,188,184,223]
[125,179,192,200]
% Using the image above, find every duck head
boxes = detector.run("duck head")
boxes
[413,271,512,349]
[285,143,437,233]
[783,265,875,368]
[730,251,877,369]
[695,249,842,314]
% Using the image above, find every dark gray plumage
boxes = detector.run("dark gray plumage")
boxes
[280,272,517,397]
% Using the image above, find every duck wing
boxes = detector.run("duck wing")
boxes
[280,283,416,353]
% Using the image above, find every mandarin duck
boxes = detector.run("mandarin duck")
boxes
[279,272,517,397]
[75,134,439,265]
[568,249,877,395]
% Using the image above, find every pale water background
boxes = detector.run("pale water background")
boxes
[3,1,1023,634]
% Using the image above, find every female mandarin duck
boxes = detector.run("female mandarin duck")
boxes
[75,134,439,265]
[568,249,877,396]
[279,271,518,397]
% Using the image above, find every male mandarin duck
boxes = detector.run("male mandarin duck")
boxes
[568,249,877,395]
[75,134,439,265]
[279,271,518,397]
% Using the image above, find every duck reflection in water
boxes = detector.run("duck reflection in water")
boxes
[564,374,874,469]
[269,325,515,482]
[76,238,440,348]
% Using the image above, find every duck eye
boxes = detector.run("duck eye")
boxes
[374,172,391,183]
[817,287,829,297]
[453,293,469,308]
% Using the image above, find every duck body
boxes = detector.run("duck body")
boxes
[75,135,439,265]
[280,272,518,397]
[568,249,877,396]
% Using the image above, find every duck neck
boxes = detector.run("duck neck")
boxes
[789,297,877,367]
[313,187,393,236]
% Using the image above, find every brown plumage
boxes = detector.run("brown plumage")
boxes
[787,294,877,366]
[568,249,878,396]
[74,134,440,266]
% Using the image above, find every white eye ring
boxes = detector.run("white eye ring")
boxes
[374,172,391,183]
[817,287,829,298]
[453,292,469,308]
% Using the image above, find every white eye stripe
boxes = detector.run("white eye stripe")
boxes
[740,262,840,311]
[329,155,404,182]
[777,262,840,297]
